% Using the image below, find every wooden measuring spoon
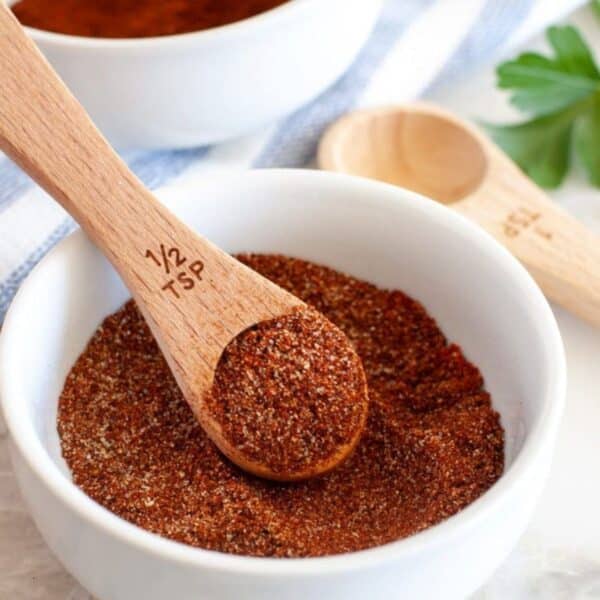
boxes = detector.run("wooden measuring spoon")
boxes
[319,103,600,327]
[0,5,368,481]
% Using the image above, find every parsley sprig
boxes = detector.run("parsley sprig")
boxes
[485,25,600,188]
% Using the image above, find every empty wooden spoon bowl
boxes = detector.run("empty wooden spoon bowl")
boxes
[319,103,600,327]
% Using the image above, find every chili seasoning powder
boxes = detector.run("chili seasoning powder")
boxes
[12,0,289,39]
[58,254,505,558]
[207,306,368,479]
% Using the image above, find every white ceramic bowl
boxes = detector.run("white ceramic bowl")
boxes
[0,170,565,600]
[9,0,382,149]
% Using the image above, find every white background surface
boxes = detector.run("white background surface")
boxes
[2,3,600,598]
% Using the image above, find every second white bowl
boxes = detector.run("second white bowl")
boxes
[12,0,383,149]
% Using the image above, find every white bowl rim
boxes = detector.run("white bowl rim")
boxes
[9,0,318,49]
[0,169,566,577]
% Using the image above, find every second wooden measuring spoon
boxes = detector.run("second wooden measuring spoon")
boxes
[319,103,600,327]
[0,6,368,481]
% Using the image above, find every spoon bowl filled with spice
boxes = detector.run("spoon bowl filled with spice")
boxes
[6,0,383,148]
[1,170,565,600]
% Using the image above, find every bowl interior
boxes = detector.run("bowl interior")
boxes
[1,170,559,541]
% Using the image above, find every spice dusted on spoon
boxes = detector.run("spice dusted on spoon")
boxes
[206,307,368,480]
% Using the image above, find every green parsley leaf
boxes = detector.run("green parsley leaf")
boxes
[486,25,600,188]
[574,97,600,186]
[547,25,600,79]
[485,108,575,188]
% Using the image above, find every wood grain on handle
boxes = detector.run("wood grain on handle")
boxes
[0,3,299,402]
[458,148,600,326]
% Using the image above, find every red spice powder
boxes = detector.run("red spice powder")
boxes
[58,254,504,558]
[207,306,368,478]
[12,0,289,38]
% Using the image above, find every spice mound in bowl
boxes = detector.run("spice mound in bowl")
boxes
[11,0,290,38]
[58,254,504,558]
[207,306,368,479]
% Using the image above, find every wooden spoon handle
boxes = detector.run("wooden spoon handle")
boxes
[0,5,296,390]
[458,149,600,326]
[0,5,169,267]
[0,4,218,373]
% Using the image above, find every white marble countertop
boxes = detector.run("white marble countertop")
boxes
[2,6,600,599]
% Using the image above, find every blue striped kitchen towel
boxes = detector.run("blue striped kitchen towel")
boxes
[0,0,586,323]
